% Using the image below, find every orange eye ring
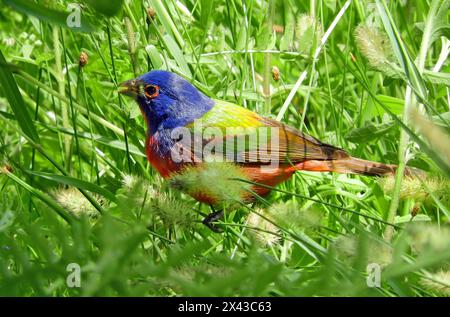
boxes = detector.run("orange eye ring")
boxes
[144,84,159,99]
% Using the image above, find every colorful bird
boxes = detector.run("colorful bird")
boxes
[119,70,415,230]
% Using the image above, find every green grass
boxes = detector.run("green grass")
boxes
[0,0,449,296]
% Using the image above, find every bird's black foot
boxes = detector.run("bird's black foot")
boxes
[202,210,224,233]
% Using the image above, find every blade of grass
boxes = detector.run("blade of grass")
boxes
[15,69,124,135]
[106,23,132,173]
[0,49,40,144]
[24,170,117,203]
[84,0,124,16]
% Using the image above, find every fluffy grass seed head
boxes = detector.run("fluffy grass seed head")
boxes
[170,162,250,205]
[379,174,450,204]
[171,262,231,292]
[420,270,450,296]
[120,173,157,205]
[354,24,397,75]
[53,187,100,219]
[333,236,358,261]
[367,241,392,267]
[247,208,281,247]
[406,223,450,255]
[333,235,392,267]
[121,173,151,193]
[295,14,323,55]
[150,193,196,228]
[119,174,196,228]
[267,201,322,230]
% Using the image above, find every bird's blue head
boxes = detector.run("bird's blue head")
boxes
[119,70,214,134]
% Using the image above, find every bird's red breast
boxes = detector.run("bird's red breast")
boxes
[145,135,183,178]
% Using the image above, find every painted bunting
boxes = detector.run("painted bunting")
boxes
[119,70,414,228]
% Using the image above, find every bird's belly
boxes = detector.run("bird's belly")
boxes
[240,165,294,201]
[146,137,294,204]
[185,165,294,204]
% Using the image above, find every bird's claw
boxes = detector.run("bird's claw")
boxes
[202,210,224,233]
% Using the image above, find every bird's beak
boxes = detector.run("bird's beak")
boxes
[118,79,141,97]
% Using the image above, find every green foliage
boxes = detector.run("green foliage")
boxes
[0,49,39,143]
[3,0,96,32]
[0,0,449,297]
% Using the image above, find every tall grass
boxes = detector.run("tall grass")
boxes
[0,0,449,296]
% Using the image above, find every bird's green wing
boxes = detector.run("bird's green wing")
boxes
[181,99,348,164]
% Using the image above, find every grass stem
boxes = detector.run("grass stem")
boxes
[262,0,275,114]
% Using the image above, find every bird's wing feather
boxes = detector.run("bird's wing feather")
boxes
[180,99,349,164]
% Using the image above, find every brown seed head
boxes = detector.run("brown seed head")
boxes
[272,66,280,81]
[0,164,13,174]
[147,8,156,20]
[79,51,88,67]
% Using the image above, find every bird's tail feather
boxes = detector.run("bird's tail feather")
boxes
[291,157,421,177]
[324,157,397,176]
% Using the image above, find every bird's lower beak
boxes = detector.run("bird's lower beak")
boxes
[118,79,141,97]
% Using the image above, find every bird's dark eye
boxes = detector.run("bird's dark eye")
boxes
[144,84,159,99]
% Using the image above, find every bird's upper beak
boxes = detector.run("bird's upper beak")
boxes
[118,79,142,97]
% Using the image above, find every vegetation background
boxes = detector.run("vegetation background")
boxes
[0,0,449,296]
